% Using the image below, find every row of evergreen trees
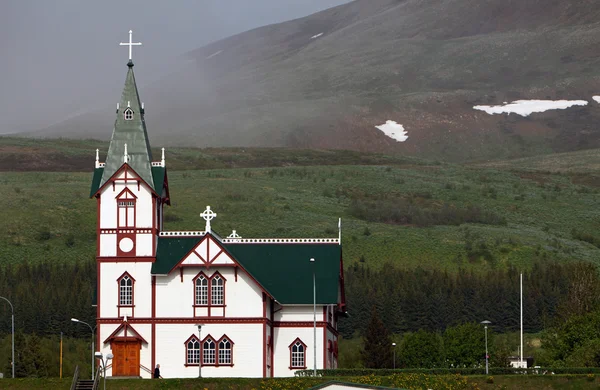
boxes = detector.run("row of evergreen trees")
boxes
[339,261,599,338]
[0,260,597,344]
[0,261,95,338]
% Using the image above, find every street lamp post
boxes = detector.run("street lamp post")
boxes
[310,258,317,376]
[0,296,14,378]
[195,324,205,378]
[481,320,491,375]
[95,352,113,390]
[392,342,396,369]
[72,318,95,380]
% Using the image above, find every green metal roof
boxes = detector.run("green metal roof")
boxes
[152,235,342,305]
[100,62,154,191]
[151,166,165,195]
[90,166,165,197]
[90,168,104,197]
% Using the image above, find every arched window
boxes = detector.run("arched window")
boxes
[211,274,224,305]
[185,336,200,365]
[195,275,208,305]
[203,337,216,365]
[119,275,133,306]
[289,338,307,369]
[124,108,134,120]
[218,337,232,365]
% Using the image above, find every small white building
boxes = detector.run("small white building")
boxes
[91,33,346,379]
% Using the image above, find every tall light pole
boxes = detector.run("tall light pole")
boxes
[392,342,396,369]
[310,257,316,377]
[0,296,14,378]
[95,352,113,390]
[195,324,204,378]
[481,320,491,375]
[72,318,95,380]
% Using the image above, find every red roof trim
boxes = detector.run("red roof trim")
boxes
[93,163,158,198]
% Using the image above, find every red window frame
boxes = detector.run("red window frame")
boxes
[192,271,226,309]
[217,335,234,366]
[116,271,135,317]
[289,338,307,370]
[192,272,209,306]
[184,335,201,366]
[116,188,137,228]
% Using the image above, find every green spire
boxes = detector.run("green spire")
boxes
[100,62,154,191]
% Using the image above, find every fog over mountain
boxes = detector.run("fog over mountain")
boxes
[0,0,350,133]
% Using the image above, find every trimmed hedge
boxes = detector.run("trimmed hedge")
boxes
[295,367,600,377]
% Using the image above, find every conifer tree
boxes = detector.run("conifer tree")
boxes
[361,308,393,368]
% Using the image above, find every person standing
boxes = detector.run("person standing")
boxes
[153,364,161,379]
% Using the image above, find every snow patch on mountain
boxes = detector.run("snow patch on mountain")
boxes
[474,100,588,117]
[375,120,408,142]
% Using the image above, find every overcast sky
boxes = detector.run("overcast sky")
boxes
[0,0,351,133]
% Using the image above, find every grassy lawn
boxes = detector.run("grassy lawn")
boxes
[1,374,599,389]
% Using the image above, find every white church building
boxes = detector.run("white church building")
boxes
[91,31,347,379]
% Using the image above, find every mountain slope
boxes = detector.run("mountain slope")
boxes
[36,0,600,161]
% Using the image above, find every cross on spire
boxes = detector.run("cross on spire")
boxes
[120,30,142,62]
[200,206,217,232]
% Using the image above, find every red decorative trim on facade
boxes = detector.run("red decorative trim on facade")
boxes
[97,256,156,263]
[97,317,269,325]
[103,321,148,344]
[92,163,158,198]
[100,228,155,234]
[151,276,156,373]
[167,233,273,300]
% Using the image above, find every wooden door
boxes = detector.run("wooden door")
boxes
[112,341,140,376]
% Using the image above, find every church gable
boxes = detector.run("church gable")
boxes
[180,235,236,267]
[103,321,148,344]
[92,163,156,198]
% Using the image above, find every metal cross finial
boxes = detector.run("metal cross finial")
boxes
[119,30,142,61]
[227,230,242,239]
[200,206,217,232]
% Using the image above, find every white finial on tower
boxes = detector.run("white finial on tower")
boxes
[119,30,142,62]
[161,148,165,167]
[95,149,100,168]
[200,206,217,233]
[338,218,342,245]
[141,102,144,110]
[116,103,120,111]
[124,143,129,164]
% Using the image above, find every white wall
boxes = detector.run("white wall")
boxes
[272,327,324,377]
[99,262,153,318]
[274,306,325,322]
[155,323,264,378]
[155,267,264,318]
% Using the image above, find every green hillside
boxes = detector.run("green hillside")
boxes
[2,139,600,271]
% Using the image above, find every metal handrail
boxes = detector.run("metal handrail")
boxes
[140,363,153,376]
[93,365,101,389]
[70,365,80,390]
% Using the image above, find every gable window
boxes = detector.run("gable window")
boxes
[211,275,224,305]
[124,108,134,120]
[193,272,226,309]
[119,274,133,306]
[195,274,208,305]
[185,336,200,365]
[203,337,216,365]
[218,337,233,365]
[289,338,307,369]
[116,189,136,228]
